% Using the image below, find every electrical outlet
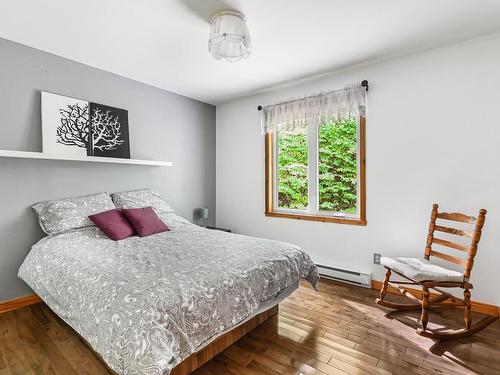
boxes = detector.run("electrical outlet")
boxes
[373,253,381,265]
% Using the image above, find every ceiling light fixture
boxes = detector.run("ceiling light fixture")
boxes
[208,10,251,63]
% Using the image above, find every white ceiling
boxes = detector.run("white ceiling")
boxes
[1,0,500,105]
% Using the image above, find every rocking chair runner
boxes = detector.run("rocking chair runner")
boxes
[375,204,498,340]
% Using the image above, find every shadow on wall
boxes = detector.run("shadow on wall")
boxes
[0,206,45,297]
[178,0,232,23]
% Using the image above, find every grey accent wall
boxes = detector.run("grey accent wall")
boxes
[0,38,216,301]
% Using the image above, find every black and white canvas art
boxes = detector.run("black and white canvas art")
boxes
[41,92,130,159]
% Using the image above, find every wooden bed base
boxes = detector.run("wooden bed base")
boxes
[80,304,279,375]
[172,304,278,374]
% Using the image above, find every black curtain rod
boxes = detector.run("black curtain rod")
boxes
[257,80,368,111]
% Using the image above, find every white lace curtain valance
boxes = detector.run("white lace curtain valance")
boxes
[260,82,367,134]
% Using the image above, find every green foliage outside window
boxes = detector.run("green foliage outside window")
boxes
[277,118,358,213]
[277,129,308,209]
[318,119,358,213]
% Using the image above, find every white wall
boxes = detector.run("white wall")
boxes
[216,32,500,305]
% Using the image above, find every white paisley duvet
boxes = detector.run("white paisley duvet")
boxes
[18,213,318,375]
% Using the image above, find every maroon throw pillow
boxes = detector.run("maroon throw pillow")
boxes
[122,207,169,237]
[89,208,136,241]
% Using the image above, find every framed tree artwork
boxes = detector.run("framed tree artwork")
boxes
[41,92,130,159]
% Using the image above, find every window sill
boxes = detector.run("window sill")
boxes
[265,211,367,226]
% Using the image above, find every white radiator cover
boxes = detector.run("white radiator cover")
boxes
[317,264,372,288]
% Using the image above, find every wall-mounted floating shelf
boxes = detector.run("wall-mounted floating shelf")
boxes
[0,150,172,167]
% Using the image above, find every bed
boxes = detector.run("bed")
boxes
[18,211,318,375]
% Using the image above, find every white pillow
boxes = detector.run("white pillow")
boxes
[111,189,174,214]
[32,192,115,235]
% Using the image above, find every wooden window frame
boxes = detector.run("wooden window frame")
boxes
[265,116,366,226]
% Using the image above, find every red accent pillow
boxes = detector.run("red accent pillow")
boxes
[89,208,136,240]
[122,207,169,237]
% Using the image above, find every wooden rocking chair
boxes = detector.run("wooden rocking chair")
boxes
[375,204,498,340]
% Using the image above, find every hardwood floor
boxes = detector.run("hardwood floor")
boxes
[1,279,499,375]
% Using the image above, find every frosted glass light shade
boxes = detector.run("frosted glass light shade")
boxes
[208,10,251,62]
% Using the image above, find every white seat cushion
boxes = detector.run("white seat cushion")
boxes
[380,257,464,283]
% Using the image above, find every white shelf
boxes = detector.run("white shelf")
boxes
[0,150,172,166]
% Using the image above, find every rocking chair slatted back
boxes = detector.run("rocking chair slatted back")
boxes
[434,225,473,239]
[432,238,469,252]
[430,250,466,266]
[425,204,487,281]
[437,211,477,223]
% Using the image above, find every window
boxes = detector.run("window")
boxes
[265,116,366,225]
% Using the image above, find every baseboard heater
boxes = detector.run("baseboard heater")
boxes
[317,264,372,288]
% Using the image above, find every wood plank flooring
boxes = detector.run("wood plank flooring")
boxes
[1,279,499,375]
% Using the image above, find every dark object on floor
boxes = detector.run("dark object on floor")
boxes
[206,225,231,232]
